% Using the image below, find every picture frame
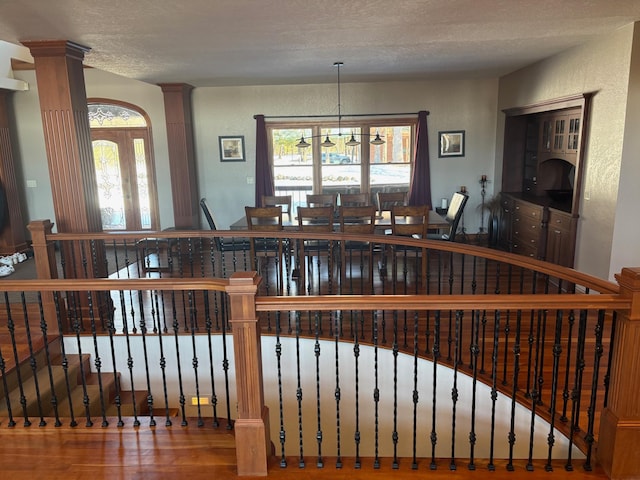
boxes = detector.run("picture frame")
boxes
[219,136,245,162]
[438,130,465,158]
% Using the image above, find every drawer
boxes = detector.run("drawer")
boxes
[513,200,543,220]
[513,230,539,247]
[512,214,541,237]
[547,210,573,232]
[512,240,538,258]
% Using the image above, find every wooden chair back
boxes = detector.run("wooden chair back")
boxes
[339,192,369,207]
[297,206,334,233]
[338,205,377,235]
[390,205,429,239]
[261,195,292,215]
[306,193,338,210]
[244,206,283,232]
[376,191,407,215]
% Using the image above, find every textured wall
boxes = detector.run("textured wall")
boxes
[497,24,636,279]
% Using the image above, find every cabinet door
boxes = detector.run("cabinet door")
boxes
[546,209,576,267]
[539,115,553,154]
[551,115,567,154]
[565,113,581,154]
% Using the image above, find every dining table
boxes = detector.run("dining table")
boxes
[229,209,449,232]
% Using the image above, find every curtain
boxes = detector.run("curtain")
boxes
[254,114,274,206]
[407,110,432,208]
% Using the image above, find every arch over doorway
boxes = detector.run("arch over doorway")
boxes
[88,99,159,231]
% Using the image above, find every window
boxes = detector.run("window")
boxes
[269,119,415,208]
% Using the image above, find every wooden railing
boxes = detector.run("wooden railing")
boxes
[0,220,636,478]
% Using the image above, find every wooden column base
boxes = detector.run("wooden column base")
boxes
[598,407,640,479]
[234,406,271,477]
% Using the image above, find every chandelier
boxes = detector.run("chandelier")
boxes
[295,62,385,149]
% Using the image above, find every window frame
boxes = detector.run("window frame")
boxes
[267,117,417,197]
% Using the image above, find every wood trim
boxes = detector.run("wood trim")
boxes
[502,92,593,116]
[159,83,199,229]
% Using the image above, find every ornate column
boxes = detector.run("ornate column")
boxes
[598,267,640,479]
[158,83,199,229]
[22,40,104,278]
[0,89,27,254]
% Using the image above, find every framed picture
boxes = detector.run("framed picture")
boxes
[219,136,245,162]
[438,130,465,158]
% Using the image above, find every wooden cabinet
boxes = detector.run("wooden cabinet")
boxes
[500,94,591,268]
[545,208,577,267]
[500,194,578,267]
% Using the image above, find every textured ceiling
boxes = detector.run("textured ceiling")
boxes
[1,0,640,87]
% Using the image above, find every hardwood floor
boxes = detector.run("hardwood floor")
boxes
[0,418,608,480]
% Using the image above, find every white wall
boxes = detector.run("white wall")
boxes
[610,24,640,279]
[497,23,637,280]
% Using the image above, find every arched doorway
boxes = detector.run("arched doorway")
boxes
[88,100,159,231]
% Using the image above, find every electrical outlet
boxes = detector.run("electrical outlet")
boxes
[26,180,37,188]
[191,396,210,406]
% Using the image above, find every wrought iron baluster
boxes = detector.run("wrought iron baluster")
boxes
[391,308,399,469]
[450,309,462,471]
[169,292,187,425]
[21,293,47,425]
[583,309,606,471]
[354,313,362,469]
[373,310,380,469]
[333,311,342,469]
[545,309,565,471]
[507,309,523,471]
[566,308,588,470]
[488,309,500,471]
[202,290,219,427]
[36,292,61,426]
[468,308,480,471]
[603,311,617,408]
[314,311,323,468]
[430,309,441,470]
[275,310,287,467]
[411,310,419,470]
[560,309,576,423]
[294,311,305,467]
[502,264,513,384]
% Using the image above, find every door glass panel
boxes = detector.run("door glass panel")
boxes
[93,140,126,230]
[134,138,152,229]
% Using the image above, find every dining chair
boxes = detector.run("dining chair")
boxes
[338,205,377,292]
[339,192,369,207]
[296,206,335,294]
[245,206,286,292]
[306,193,338,211]
[389,205,429,285]
[261,194,292,217]
[427,192,469,241]
[200,198,251,252]
[376,191,408,215]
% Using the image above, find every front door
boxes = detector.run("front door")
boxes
[91,128,158,231]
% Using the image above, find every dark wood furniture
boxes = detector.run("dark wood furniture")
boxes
[499,94,591,267]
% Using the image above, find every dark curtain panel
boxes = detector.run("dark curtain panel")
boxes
[407,110,432,208]
[254,114,274,206]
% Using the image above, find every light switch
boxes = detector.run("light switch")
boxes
[246,176,254,184]
[26,180,37,188]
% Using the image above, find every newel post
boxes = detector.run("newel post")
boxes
[598,267,640,479]
[226,271,270,477]
[27,220,61,335]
